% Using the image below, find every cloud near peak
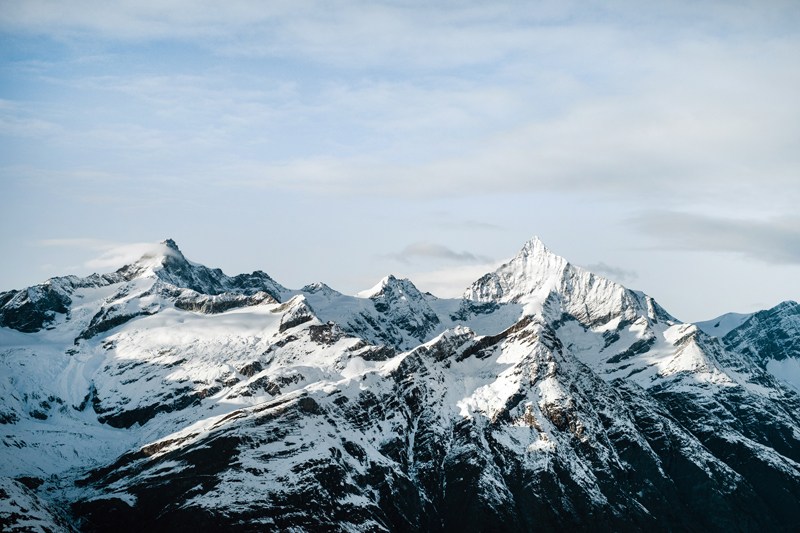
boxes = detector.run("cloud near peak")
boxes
[387,242,492,264]
[582,261,638,283]
[35,238,179,271]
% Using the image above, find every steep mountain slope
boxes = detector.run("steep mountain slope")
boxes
[0,477,76,533]
[715,301,800,392]
[2,237,800,532]
[71,320,782,533]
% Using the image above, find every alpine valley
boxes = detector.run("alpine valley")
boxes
[3,237,800,533]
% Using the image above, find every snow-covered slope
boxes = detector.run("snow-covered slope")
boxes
[0,477,75,533]
[3,237,800,532]
[696,311,753,338]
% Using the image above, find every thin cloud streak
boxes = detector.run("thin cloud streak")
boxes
[33,238,172,271]
[3,2,799,214]
[408,261,504,299]
[458,220,506,232]
[635,212,800,265]
[84,243,177,270]
[387,242,492,265]
[37,238,115,250]
[4,2,799,68]
[238,77,800,199]
[582,262,638,283]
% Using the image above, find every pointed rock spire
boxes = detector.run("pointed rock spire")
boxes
[463,236,674,327]
[463,236,568,304]
[162,238,182,254]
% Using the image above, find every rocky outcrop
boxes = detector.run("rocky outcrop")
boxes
[0,279,74,332]
[174,290,276,314]
[722,301,800,364]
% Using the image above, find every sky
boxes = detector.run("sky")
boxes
[1,0,800,322]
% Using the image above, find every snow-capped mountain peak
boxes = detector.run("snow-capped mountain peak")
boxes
[355,274,403,299]
[346,274,442,347]
[117,239,288,300]
[463,236,670,328]
[115,239,188,280]
[462,236,568,304]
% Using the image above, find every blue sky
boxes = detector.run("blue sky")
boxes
[2,0,800,322]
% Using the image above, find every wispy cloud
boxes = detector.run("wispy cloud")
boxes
[37,238,114,250]
[582,262,638,283]
[237,69,800,200]
[457,220,505,232]
[35,238,173,270]
[3,1,800,215]
[387,242,492,264]
[408,261,504,299]
[634,211,800,264]
[4,1,798,69]
[84,243,176,269]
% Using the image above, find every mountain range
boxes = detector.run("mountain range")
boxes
[2,237,800,532]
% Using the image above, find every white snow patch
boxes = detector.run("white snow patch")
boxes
[695,312,753,338]
[766,358,800,393]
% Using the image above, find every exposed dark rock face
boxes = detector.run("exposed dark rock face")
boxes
[350,343,396,361]
[0,282,72,332]
[308,322,348,345]
[237,361,263,378]
[605,334,655,364]
[174,291,276,314]
[77,310,156,341]
[95,387,202,429]
[277,296,315,332]
[367,275,441,342]
[723,301,800,364]
[449,299,501,321]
